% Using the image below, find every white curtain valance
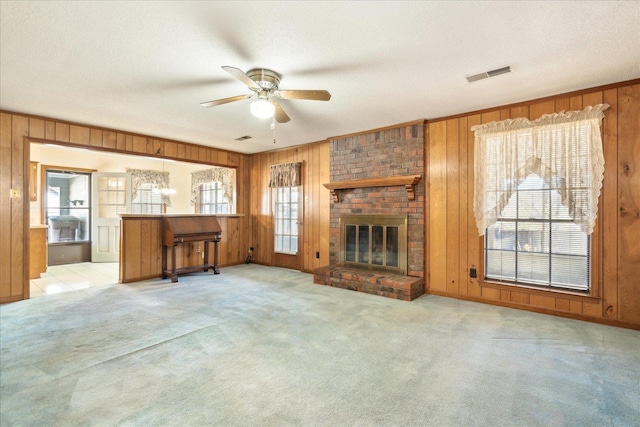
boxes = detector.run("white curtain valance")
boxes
[190,167,234,206]
[471,104,609,236]
[268,162,302,188]
[126,168,172,207]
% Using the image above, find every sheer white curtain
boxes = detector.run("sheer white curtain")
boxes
[472,104,609,236]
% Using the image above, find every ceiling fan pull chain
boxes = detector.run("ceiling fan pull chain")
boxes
[272,117,276,144]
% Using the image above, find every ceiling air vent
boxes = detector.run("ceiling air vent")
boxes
[466,66,511,83]
[235,135,252,141]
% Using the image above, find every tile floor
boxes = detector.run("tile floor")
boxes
[30,262,119,298]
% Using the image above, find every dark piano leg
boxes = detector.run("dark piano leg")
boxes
[213,240,220,274]
[161,245,167,279]
[171,245,178,282]
[203,241,210,272]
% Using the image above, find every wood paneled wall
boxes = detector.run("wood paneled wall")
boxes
[426,81,640,329]
[2,81,639,330]
[119,215,245,283]
[249,142,331,272]
[0,113,29,302]
[0,111,251,302]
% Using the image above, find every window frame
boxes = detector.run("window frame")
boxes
[131,182,164,214]
[43,169,92,243]
[273,186,299,255]
[483,174,591,292]
[195,181,232,214]
[479,199,602,301]
[471,106,608,303]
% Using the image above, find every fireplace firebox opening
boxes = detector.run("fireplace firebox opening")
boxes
[339,214,408,274]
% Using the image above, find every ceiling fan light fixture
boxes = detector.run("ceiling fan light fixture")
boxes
[250,98,275,119]
[202,66,329,124]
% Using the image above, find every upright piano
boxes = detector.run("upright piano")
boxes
[162,215,222,282]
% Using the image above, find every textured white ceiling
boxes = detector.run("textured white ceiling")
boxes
[1,1,639,154]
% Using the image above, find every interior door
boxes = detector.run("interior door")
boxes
[45,168,92,265]
[273,186,303,270]
[91,172,130,262]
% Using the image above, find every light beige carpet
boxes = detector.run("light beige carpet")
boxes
[1,264,639,426]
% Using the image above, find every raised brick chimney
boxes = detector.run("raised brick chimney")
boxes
[314,122,426,301]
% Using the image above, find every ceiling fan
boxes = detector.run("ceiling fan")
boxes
[200,66,331,123]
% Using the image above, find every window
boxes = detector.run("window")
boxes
[128,168,172,214]
[45,170,91,243]
[97,175,127,219]
[190,167,235,213]
[274,186,298,254]
[472,104,608,293]
[196,181,231,214]
[485,174,590,291]
[131,183,163,214]
[268,162,302,256]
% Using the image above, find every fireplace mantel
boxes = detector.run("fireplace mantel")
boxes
[323,175,422,203]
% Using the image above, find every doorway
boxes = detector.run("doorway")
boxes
[272,185,303,270]
[92,172,130,262]
[29,143,223,297]
[44,168,93,265]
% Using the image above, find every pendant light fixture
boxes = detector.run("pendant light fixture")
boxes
[152,161,176,195]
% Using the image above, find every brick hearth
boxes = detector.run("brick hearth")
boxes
[313,265,424,301]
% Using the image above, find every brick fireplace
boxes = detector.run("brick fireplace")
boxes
[313,122,425,301]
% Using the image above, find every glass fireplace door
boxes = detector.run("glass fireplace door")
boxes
[340,215,407,274]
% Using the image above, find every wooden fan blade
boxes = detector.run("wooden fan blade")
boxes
[200,94,252,108]
[271,100,290,123]
[222,66,262,91]
[276,90,331,101]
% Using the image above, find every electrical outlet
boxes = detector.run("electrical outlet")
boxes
[469,267,477,278]
[315,251,320,259]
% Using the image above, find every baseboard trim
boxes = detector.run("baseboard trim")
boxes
[426,290,640,331]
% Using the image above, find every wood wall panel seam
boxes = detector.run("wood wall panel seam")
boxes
[601,88,619,319]
[11,117,29,298]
